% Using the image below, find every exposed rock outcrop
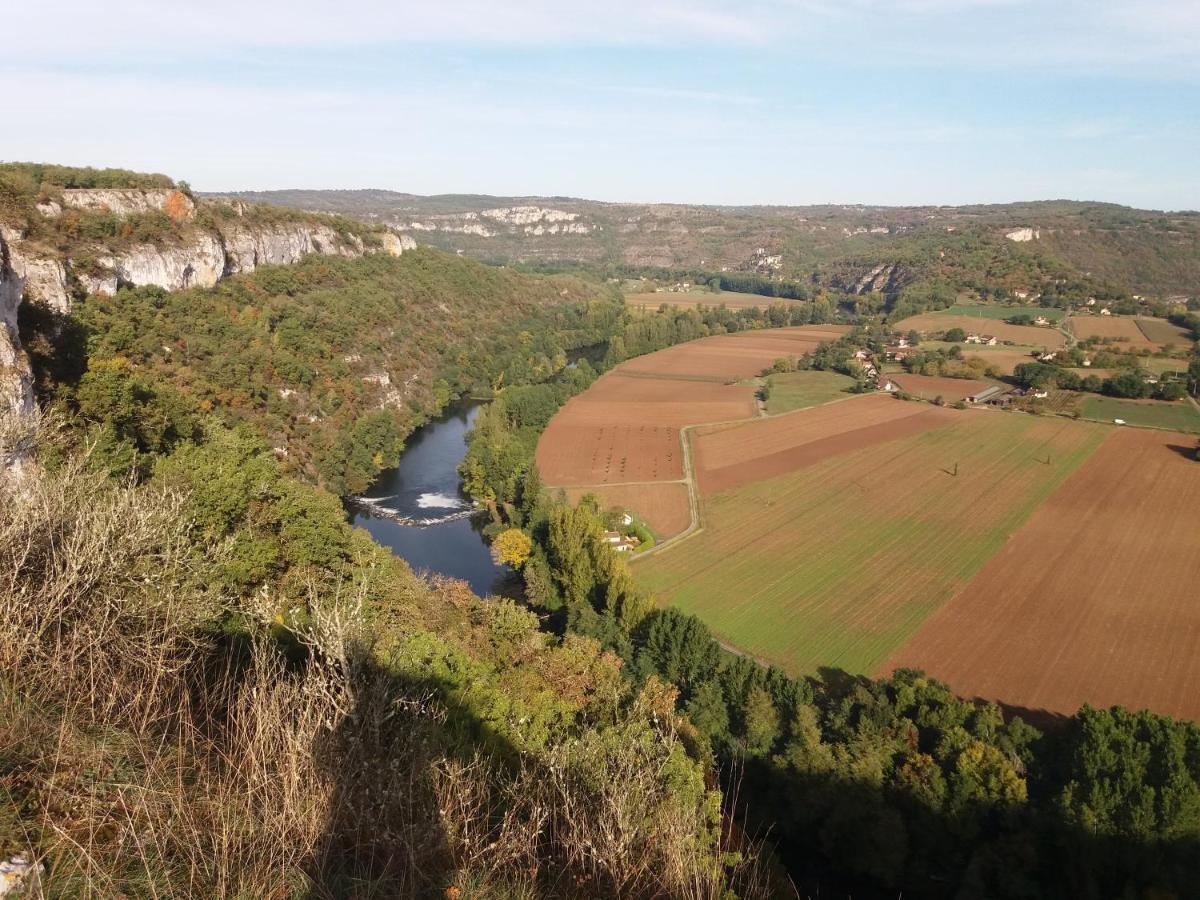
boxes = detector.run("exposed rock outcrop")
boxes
[0,240,36,420]
[115,233,226,291]
[220,221,358,274]
[6,243,70,313]
[61,188,195,221]
[1005,227,1040,242]
[0,188,418,461]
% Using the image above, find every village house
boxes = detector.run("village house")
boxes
[1038,351,1057,361]
[1099,307,1112,316]
[604,530,638,553]
[1034,315,1050,326]
[981,335,998,346]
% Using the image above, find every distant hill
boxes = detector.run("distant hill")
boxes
[209,190,1200,300]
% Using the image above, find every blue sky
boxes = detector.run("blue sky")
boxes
[4,1,1198,209]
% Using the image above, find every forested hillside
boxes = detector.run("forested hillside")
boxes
[219,189,1200,300]
[52,249,620,494]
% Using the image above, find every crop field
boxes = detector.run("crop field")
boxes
[537,327,852,538]
[536,420,682,484]
[883,429,1200,720]
[694,394,959,494]
[896,313,1066,349]
[635,413,1107,676]
[959,349,1038,375]
[765,369,857,414]
[1141,357,1189,375]
[944,304,1066,322]
[567,371,757,425]
[886,374,998,403]
[625,291,788,310]
[1134,316,1193,346]
[563,482,691,538]
[1066,315,1154,347]
[618,327,850,382]
[1080,396,1200,433]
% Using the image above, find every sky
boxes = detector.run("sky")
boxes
[3,1,1199,209]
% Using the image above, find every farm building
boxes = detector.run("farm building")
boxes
[887,374,1009,405]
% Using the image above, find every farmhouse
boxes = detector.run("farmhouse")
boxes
[603,530,638,553]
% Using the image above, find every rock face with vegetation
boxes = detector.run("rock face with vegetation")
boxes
[0,163,416,438]
[230,188,1200,305]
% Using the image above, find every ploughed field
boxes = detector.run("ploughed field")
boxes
[564,482,691,538]
[535,326,851,535]
[693,394,958,494]
[636,410,1107,676]
[885,374,997,403]
[895,313,1066,350]
[538,328,1200,722]
[884,429,1200,721]
[625,291,790,310]
[1066,314,1192,350]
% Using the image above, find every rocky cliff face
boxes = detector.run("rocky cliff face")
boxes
[0,191,416,450]
[0,245,35,421]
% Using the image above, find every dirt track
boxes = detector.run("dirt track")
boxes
[882,428,1200,720]
[535,326,853,539]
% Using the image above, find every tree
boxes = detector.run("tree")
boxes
[944,327,966,342]
[491,528,533,568]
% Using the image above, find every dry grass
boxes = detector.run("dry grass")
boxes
[0,416,777,899]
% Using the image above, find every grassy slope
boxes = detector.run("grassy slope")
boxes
[1080,396,1200,433]
[636,413,1107,676]
[765,370,857,414]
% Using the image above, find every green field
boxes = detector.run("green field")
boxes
[1081,396,1200,433]
[1140,357,1190,375]
[635,414,1106,676]
[765,369,857,414]
[944,304,1066,322]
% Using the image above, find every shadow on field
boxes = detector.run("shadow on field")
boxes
[1165,442,1199,461]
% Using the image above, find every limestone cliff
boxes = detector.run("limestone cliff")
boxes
[0,238,35,421]
[0,189,416,446]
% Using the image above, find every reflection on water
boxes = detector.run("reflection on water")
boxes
[351,401,521,598]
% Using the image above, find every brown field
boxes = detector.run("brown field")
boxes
[618,330,839,382]
[960,349,1036,375]
[694,394,960,494]
[536,420,682,485]
[896,313,1066,349]
[536,326,852,539]
[1134,316,1193,345]
[1066,315,1155,347]
[883,428,1200,721]
[563,482,691,537]
[625,291,788,310]
[638,414,1106,676]
[886,374,998,403]
[565,372,757,426]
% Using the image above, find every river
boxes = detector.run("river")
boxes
[350,400,521,598]
[351,344,605,597]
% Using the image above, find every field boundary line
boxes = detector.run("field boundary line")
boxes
[631,391,882,562]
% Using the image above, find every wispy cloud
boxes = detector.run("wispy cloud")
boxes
[10,1,1199,73]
